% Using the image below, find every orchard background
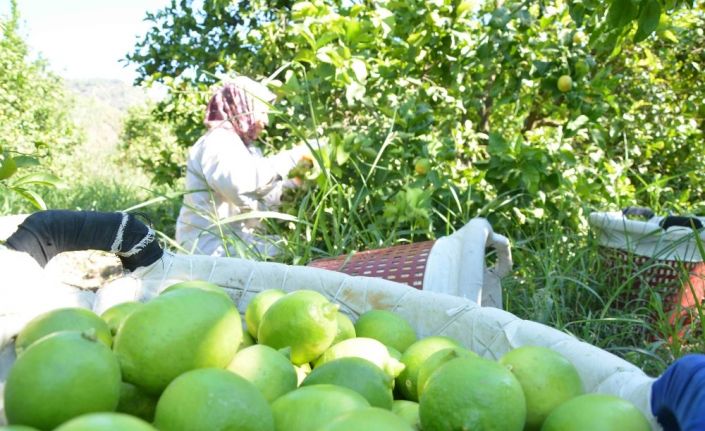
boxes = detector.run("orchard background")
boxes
[1,0,704,375]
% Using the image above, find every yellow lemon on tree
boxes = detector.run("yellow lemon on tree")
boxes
[414,158,431,176]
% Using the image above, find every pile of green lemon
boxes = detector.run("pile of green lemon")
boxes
[2,281,651,431]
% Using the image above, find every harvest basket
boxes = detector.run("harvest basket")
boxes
[589,209,705,336]
[308,218,512,308]
[0,247,664,428]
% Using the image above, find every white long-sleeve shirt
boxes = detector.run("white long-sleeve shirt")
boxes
[175,127,308,257]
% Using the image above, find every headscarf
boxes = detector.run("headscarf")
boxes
[204,76,277,144]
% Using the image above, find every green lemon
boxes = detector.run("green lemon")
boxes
[416,347,478,399]
[153,368,273,431]
[227,344,298,403]
[557,75,573,92]
[240,328,256,349]
[396,336,460,401]
[113,288,242,394]
[0,426,40,431]
[414,158,431,176]
[332,312,356,345]
[4,331,121,430]
[319,407,415,431]
[100,302,143,336]
[314,337,405,378]
[160,279,231,302]
[499,346,584,431]
[54,413,157,430]
[271,384,370,431]
[541,394,650,431]
[116,382,158,423]
[302,357,394,409]
[257,290,339,365]
[245,289,286,339]
[419,357,526,431]
[15,307,112,355]
[354,310,417,353]
[392,400,420,430]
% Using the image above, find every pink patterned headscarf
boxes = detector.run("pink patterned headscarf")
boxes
[204,76,276,144]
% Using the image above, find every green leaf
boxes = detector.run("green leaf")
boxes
[634,0,661,42]
[12,155,40,168]
[606,0,639,29]
[11,172,62,188]
[12,187,47,210]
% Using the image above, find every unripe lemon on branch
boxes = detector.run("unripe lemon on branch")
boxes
[557,75,573,93]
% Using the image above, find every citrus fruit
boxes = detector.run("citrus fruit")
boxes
[160,280,231,302]
[419,357,526,431]
[541,394,650,431]
[153,368,274,431]
[414,158,431,176]
[116,382,158,422]
[271,384,369,431]
[245,289,286,339]
[15,307,112,355]
[354,310,417,353]
[302,357,394,409]
[387,345,402,360]
[53,413,157,430]
[227,344,298,403]
[257,290,339,365]
[4,331,121,430]
[319,407,415,431]
[0,426,40,431]
[100,302,142,336]
[332,312,356,345]
[314,337,405,378]
[392,400,420,430]
[557,75,573,92]
[416,347,478,399]
[113,288,242,394]
[499,346,584,431]
[294,363,312,386]
[396,336,460,401]
[240,328,256,349]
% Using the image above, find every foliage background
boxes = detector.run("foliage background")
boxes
[2,0,705,374]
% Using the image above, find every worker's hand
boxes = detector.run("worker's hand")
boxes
[651,354,705,431]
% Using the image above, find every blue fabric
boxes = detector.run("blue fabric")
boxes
[652,354,705,431]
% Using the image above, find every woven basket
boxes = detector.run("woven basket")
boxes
[601,247,705,336]
[307,241,435,289]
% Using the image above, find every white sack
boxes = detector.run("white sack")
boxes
[0,250,659,429]
[424,218,511,308]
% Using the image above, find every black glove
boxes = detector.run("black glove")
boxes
[6,210,163,271]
